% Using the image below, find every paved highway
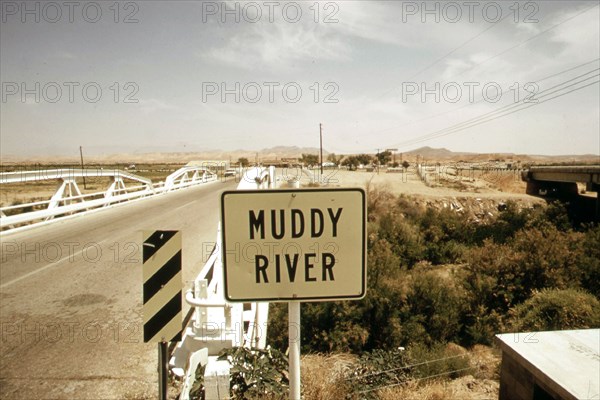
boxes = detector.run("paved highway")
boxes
[0,178,237,399]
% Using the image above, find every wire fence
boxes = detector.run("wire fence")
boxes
[356,365,476,395]
[344,348,495,397]
[345,350,479,382]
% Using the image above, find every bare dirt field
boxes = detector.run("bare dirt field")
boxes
[312,168,529,198]
[288,167,545,223]
[296,167,542,206]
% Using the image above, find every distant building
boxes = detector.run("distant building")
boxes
[495,329,599,400]
[186,160,229,171]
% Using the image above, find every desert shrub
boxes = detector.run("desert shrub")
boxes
[400,271,467,345]
[367,185,397,223]
[487,201,532,243]
[396,194,424,222]
[507,288,600,331]
[418,208,470,264]
[462,225,581,316]
[298,301,371,353]
[266,303,288,351]
[359,282,404,351]
[368,238,401,288]
[425,239,467,265]
[460,224,586,345]
[378,214,426,268]
[537,201,572,231]
[297,280,406,353]
[407,342,471,381]
[346,348,412,396]
[420,208,472,244]
[509,225,582,290]
[217,346,288,399]
[462,305,504,346]
[461,241,520,314]
[575,224,600,298]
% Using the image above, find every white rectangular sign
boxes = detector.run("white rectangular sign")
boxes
[221,188,366,302]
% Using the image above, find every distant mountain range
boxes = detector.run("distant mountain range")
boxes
[401,146,599,163]
[1,145,597,164]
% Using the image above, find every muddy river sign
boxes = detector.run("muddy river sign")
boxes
[221,188,366,302]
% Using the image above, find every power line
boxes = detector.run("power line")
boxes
[379,3,598,105]
[444,3,599,82]
[406,9,514,81]
[395,68,600,145]
[377,3,517,100]
[427,68,600,136]
[367,58,600,138]
[394,74,599,148]
[397,77,599,148]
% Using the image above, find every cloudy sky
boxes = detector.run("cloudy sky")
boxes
[1,0,599,157]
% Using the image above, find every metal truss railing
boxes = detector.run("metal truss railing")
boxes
[173,167,274,400]
[0,167,217,232]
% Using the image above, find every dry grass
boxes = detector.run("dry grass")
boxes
[299,346,500,400]
[301,353,356,400]
[376,375,499,400]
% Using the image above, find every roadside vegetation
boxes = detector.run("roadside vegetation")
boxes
[198,186,598,399]
[258,186,600,399]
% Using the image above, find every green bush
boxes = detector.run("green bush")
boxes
[400,270,467,345]
[217,346,288,399]
[407,342,471,381]
[489,201,532,242]
[264,189,598,356]
[294,301,371,353]
[378,214,426,268]
[266,303,288,352]
[576,224,600,298]
[462,305,504,346]
[508,288,600,331]
[462,240,524,314]
[346,347,411,397]
[368,238,401,288]
[462,225,582,315]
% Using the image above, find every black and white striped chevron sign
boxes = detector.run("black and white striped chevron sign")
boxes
[142,230,182,343]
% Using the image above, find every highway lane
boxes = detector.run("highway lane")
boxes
[0,178,238,399]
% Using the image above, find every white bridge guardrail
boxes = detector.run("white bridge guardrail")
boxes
[0,167,217,232]
[173,166,274,400]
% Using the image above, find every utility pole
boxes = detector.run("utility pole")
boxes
[386,148,398,167]
[319,123,323,176]
[79,146,87,189]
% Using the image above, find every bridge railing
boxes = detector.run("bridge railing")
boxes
[0,167,217,232]
[172,166,273,400]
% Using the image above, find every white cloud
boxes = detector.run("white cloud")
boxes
[549,5,600,60]
[204,20,350,70]
[138,98,176,115]
[54,51,77,60]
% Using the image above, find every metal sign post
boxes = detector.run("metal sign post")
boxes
[158,341,168,400]
[288,301,301,400]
